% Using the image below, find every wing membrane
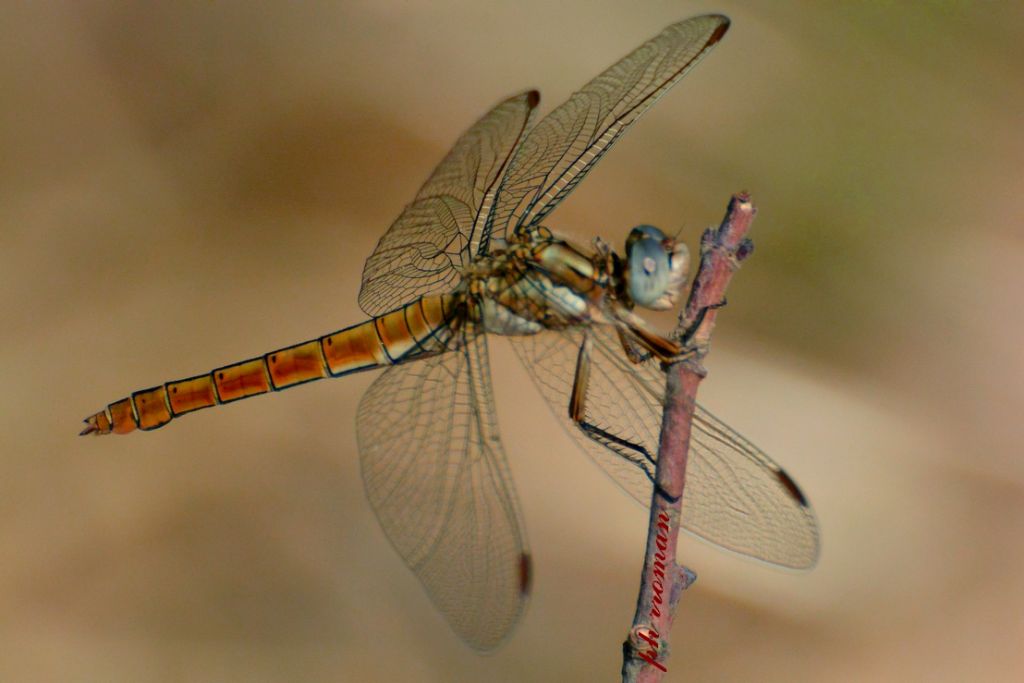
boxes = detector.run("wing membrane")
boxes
[488,14,729,239]
[356,329,530,650]
[507,325,819,568]
[359,91,538,316]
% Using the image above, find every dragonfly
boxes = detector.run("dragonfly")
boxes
[81,15,818,650]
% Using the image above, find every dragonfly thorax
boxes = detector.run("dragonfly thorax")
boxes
[462,234,610,336]
[467,225,690,339]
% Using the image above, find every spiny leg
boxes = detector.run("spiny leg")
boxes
[615,326,650,365]
[616,323,699,370]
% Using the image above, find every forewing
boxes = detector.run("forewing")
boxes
[488,15,729,238]
[359,91,538,316]
[507,325,819,568]
[356,330,530,650]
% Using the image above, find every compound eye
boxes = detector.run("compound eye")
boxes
[627,237,670,307]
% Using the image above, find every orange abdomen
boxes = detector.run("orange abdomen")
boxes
[80,295,456,436]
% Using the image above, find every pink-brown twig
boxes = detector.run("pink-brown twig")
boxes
[621,193,757,682]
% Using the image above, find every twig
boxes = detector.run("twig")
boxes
[621,193,757,682]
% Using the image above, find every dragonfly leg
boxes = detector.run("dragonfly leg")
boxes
[616,326,651,365]
[568,333,592,423]
[677,297,728,346]
[569,333,661,481]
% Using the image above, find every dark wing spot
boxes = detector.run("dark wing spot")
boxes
[774,467,808,507]
[519,553,533,596]
[708,16,731,46]
[270,354,277,362]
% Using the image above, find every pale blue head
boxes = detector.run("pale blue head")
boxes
[624,225,690,310]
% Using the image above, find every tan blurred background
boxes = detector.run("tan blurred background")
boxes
[2,1,1022,681]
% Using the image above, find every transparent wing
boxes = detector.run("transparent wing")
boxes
[488,14,729,239]
[359,91,538,316]
[507,324,819,568]
[356,327,530,650]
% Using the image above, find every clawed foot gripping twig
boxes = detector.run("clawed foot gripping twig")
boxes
[621,193,757,682]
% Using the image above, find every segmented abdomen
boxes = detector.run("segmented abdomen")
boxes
[80,295,457,435]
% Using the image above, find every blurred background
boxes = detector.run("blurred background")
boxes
[2,1,1022,681]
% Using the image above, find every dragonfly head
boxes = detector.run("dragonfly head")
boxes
[623,225,689,310]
